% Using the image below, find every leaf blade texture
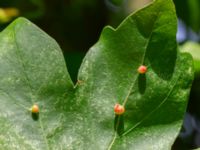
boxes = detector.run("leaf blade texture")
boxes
[0,0,194,149]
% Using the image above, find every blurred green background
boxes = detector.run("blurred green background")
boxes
[1,0,200,149]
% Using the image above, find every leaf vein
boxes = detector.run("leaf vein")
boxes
[12,26,50,150]
[108,11,161,149]
[122,73,180,136]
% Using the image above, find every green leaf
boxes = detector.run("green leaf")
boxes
[0,0,194,150]
[180,41,200,75]
[180,41,200,95]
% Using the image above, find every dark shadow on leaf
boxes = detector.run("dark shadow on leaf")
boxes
[114,115,124,136]
[32,113,39,121]
[147,39,177,81]
[138,74,146,94]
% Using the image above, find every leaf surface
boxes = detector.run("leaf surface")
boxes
[0,0,194,149]
[180,41,200,75]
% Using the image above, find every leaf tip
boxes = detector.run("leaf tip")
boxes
[12,17,30,25]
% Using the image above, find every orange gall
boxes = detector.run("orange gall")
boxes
[137,65,147,74]
[31,104,39,113]
[114,103,125,115]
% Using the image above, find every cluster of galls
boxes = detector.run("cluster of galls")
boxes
[114,65,147,115]
[29,66,147,116]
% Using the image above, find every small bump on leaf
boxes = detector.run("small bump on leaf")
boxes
[137,65,147,74]
[31,104,39,114]
[114,103,125,115]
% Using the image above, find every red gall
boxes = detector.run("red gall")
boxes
[114,103,125,115]
[137,65,147,74]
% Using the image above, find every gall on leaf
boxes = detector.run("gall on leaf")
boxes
[31,104,39,114]
[137,65,147,74]
[114,103,125,115]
